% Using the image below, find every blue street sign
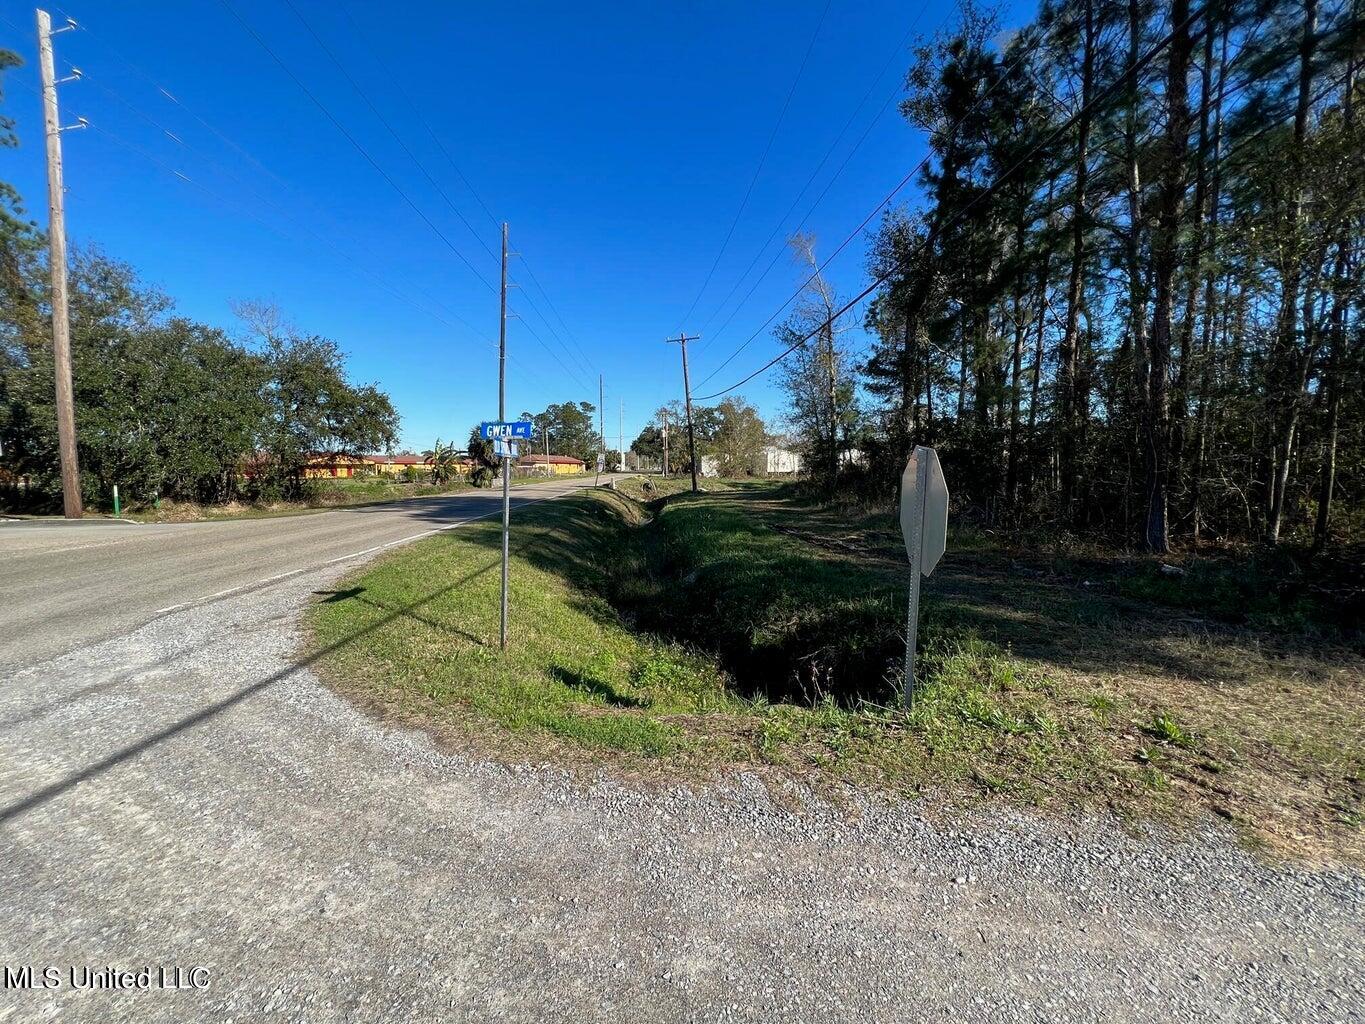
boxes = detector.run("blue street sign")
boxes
[493,438,519,459]
[480,420,533,440]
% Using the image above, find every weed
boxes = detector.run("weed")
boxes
[1088,693,1119,721]
[1146,710,1195,748]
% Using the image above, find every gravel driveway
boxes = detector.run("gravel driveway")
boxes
[2,559,1362,1023]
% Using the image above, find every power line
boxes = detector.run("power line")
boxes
[334,0,502,236]
[507,285,594,386]
[508,303,595,393]
[688,1,1301,393]
[45,4,300,198]
[694,2,1207,402]
[12,5,583,399]
[692,23,1052,390]
[319,1,596,389]
[278,0,498,269]
[87,121,562,384]
[674,0,832,331]
[217,0,497,295]
[65,69,509,352]
[697,16,1348,404]
[693,6,931,346]
[63,75,570,390]
[515,255,598,375]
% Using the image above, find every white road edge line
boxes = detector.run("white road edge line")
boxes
[148,487,583,617]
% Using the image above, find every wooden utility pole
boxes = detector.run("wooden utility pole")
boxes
[499,221,509,650]
[666,334,700,492]
[597,374,605,483]
[37,9,84,518]
[662,409,669,477]
[619,398,624,472]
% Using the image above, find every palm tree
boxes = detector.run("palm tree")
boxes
[423,438,461,485]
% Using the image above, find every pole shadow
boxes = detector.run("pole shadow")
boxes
[0,559,501,827]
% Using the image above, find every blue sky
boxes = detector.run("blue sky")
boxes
[1,0,1034,451]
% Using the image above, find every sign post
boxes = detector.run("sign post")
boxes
[899,445,948,707]
[482,420,530,650]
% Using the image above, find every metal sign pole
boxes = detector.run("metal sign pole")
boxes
[902,452,927,708]
[499,223,509,652]
[500,454,510,650]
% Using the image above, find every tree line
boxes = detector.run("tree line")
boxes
[631,397,774,476]
[0,51,398,510]
[773,0,1361,553]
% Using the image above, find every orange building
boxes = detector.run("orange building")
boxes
[519,454,586,476]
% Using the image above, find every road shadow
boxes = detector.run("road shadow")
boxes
[313,586,487,647]
[0,559,501,827]
[315,587,365,603]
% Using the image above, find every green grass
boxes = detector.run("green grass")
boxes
[309,479,1365,860]
[309,490,743,762]
[1145,710,1195,748]
[308,483,1186,812]
[627,486,908,706]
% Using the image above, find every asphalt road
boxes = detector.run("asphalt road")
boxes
[2,475,1361,1022]
[0,476,615,674]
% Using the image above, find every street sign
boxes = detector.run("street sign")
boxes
[900,446,948,574]
[493,438,519,460]
[480,420,532,440]
[899,445,949,707]
[596,454,606,473]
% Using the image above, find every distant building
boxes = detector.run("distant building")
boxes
[699,445,803,478]
[519,453,586,476]
[301,453,368,479]
[363,453,429,477]
[756,445,802,475]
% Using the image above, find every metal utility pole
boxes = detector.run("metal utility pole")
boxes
[37,10,85,519]
[597,374,605,484]
[499,221,509,651]
[666,334,701,492]
[619,398,625,472]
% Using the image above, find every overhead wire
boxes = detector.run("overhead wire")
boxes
[216,0,498,296]
[322,0,598,388]
[19,6,596,402]
[514,256,598,375]
[689,0,1304,393]
[690,15,1074,389]
[47,4,299,197]
[278,0,498,269]
[506,285,595,389]
[693,5,932,346]
[673,0,832,332]
[2,14,567,390]
[333,0,501,235]
[693,2,1208,402]
[697,22,1351,403]
[56,60,506,351]
[88,121,523,371]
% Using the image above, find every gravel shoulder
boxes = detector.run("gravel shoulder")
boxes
[3,553,1363,1023]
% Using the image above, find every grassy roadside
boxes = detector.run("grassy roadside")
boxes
[308,480,1365,862]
